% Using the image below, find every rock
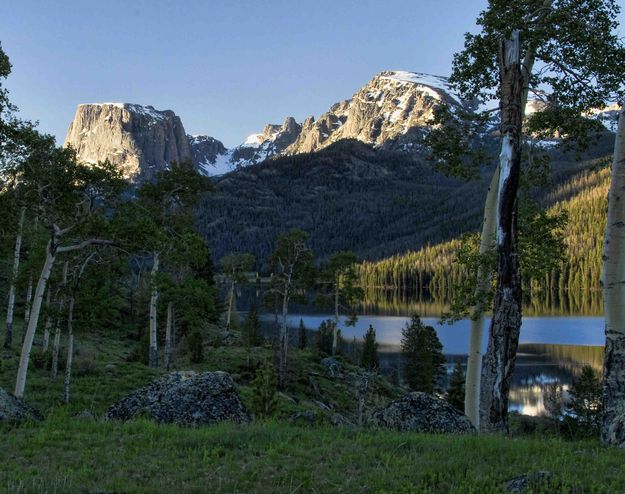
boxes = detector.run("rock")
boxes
[290,410,317,425]
[65,103,195,181]
[320,357,342,376]
[504,471,555,493]
[106,371,250,426]
[0,387,41,422]
[369,392,474,433]
[75,410,95,421]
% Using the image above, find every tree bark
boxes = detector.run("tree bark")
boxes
[465,167,500,428]
[50,261,68,383]
[22,271,33,342]
[279,290,290,389]
[63,296,75,404]
[226,279,235,333]
[4,207,25,350]
[14,242,56,398]
[149,252,160,368]
[42,289,52,352]
[479,31,524,432]
[165,301,173,371]
[332,276,340,354]
[602,106,625,446]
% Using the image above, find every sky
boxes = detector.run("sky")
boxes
[1,0,623,147]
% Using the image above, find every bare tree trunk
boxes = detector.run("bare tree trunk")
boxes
[479,32,524,432]
[4,207,25,350]
[226,279,235,333]
[42,289,52,352]
[165,301,173,371]
[332,278,340,354]
[22,271,33,342]
[63,296,75,404]
[51,261,69,383]
[14,243,56,398]
[465,167,499,428]
[279,291,290,389]
[149,252,160,368]
[602,106,625,447]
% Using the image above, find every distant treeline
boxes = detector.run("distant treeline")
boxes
[358,163,610,314]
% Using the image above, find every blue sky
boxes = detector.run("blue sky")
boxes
[1,0,623,147]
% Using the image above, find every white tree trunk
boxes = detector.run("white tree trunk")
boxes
[464,166,500,428]
[4,207,25,350]
[226,279,235,333]
[165,301,173,371]
[22,271,34,340]
[14,242,56,398]
[332,278,340,354]
[50,261,69,383]
[149,252,160,368]
[602,106,625,447]
[63,296,75,404]
[279,291,290,388]
[42,290,52,352]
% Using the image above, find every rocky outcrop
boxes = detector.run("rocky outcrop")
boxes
[369,392,474,433]
[106,371,250,425]
[504,471,556,493]
[65,103,193,181]
[0,386,41,422]
[188,134,230,175]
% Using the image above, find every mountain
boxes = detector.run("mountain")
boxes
[196,131,614,266]
[64,103,194,181]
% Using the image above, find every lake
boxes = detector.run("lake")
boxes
[274,312,605,417]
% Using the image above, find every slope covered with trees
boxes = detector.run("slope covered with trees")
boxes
[358,160,611,314]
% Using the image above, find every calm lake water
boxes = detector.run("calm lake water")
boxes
[272,311,604,416]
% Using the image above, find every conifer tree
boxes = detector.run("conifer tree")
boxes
[242,304,262,347]
[298,318,308,350]
[447,360,466,412]
[401,314,445,394]
[361,324,379,371]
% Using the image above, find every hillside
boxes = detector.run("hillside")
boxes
[358,157,612,313]
[198,133,614,266]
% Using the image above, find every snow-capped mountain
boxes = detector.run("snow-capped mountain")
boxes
[65,72,619,180]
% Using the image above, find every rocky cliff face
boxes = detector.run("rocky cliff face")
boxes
[65,103,194,181]
[285,71,467,155]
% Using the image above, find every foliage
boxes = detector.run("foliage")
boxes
[566,365,603,434]
[297,319,307,350]
[188,329,205,364]
[242,304,263,347]
[250,364,278,418]
[361,325,379,371]
[401,314,445,393]
[316,320,335,356]
[316,251,364,327]
[447,361,466,412]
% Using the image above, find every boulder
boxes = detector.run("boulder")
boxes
[369,392,474,433]
[106,371,250,426]
[0,387,41,422]
[504,471,555,493]
[320,357,342,376]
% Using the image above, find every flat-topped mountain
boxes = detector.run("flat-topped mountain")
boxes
[64,103,194,181]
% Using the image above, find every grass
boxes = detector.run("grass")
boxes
[2,322,625,493]
[2,414,625,493]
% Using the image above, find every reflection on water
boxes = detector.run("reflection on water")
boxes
[359,286,604,317]
[246,286,605,417]
[280,312,604,417]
